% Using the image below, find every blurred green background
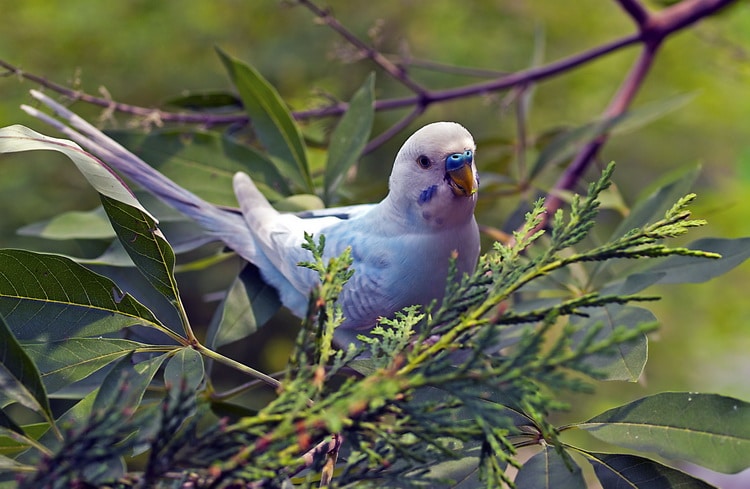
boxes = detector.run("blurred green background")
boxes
[1,0,749,426]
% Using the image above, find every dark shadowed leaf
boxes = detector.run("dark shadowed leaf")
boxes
[587,452,715,489]
[324,73,375,204]
[0,249,164,341]
[571,305,653,382]
[100,195,183,330]
[515,447,586,489]
[206,264,282,349]
[164,91,243,111]
[164,347,204,394]
[0,315,53,426]
[109,129,290,203]
[217,48,313,193]
[92,352,168,414]
[22,338,146,394]
[578,393,750,473]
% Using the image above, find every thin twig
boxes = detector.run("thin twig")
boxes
[615,0,651,26]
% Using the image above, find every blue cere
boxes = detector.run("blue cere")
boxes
[445,150,473,172]
[419,184,439,204]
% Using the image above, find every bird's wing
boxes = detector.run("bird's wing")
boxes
[233,172,355,316]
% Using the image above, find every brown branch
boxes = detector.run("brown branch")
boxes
[518,0,738,242]
[296,0,427,95]
[615,0,651,26]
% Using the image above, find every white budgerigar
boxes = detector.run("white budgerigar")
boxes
[25,92,479,344]
[233,122,480,334]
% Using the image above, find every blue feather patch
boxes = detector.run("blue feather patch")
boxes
[419,185,438,205]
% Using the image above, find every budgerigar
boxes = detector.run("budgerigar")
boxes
[25,92,480,344]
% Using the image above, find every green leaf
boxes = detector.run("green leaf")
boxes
[0,125,154,219]
[324,73,375,204]
[0,422,48,456]
[0,314,54,427]
[611,165,701,240]
[571,305,653,382]
[217,48,313,193]
[530,116,622,180]
[610,93,696,136]
[164,91,242,111]
[22,338,146,394]
[164,347,204,394]
[0,248,165,341]
[92,352,168,414]
[586,452,715,489]
[273,193,326,213]
[0,410,23,437]
[515,447,586,489]
[100,195,183,330]
[206,264,281,349]
[530,95,695,182]
[634,237,750,285]
[578,392,750,473]
[17,207,115,240]
[109,129,290,203]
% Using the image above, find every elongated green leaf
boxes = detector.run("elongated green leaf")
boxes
[92,352,168,414]
[164,347,204,394]
[324,73,375,204]
[217,48,313,193]
[0,125,153,219]
[17,207,115,240]
[610,93,696,136]
[578,393,750,473]
[0,422,47,456]
[100,195,183,324]
[0,249,164,341]
[636,237,750,285]
[530,116,622,180]
[515,447,586,489]
[611,165,701,240]
[206,264,281,348]
[0,314,54,427]
[22,338,146,394]
[587,452,715,489]
[530,95,695,181]
[571,305,653,382]
[165,91,242,111]
[109,129,290,203]
[606,237,750,296]
[0,410,23,437]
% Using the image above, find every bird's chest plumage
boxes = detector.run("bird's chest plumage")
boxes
[324,214,479,329]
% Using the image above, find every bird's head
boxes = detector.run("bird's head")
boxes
[387,122,478,228]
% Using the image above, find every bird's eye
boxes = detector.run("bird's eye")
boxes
[417,155,432,169]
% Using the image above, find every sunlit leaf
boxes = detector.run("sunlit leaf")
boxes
[515,447,586,489]
[571,305,653,382]
[324,73,375,204]
[164,347,204,394]
[17,207,115,240]
[273,194,325,213]
[109,129,289,203]
[217,48,313,193]
[206,264,281,349]
[22,338,147,394]
[587,452,715,489]
[0,314,54,426]
[0,249,165,341]
[578,392,750,473]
